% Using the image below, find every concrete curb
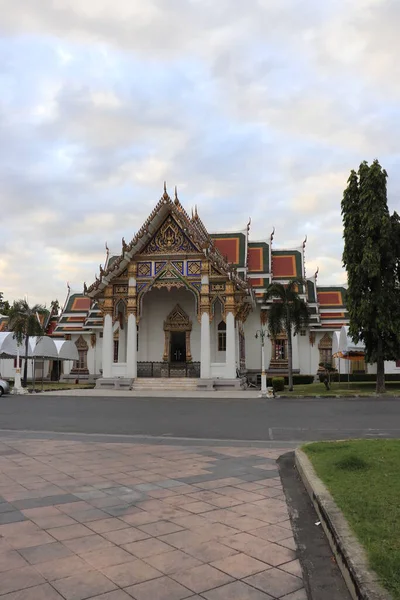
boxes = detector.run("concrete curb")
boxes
[295,448,392,600]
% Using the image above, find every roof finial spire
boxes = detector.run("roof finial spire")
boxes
[162,181,170,201]
[194,204,198,219]
[174,185,179,204]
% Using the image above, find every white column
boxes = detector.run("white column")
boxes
[200,312,211,379]
[126,313,137,378]
[118,323,127,363]
[102,313,113,378]
[226,311,236,378]
[292,327,299,371]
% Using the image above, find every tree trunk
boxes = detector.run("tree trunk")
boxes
[376,338,385,395]
[287,322,293,392]
[23,335,29,387]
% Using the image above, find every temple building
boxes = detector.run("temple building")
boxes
[51,186,354,389]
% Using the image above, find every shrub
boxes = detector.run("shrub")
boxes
[272,377,285,392]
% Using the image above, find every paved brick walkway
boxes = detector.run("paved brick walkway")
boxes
[0,438,306,599]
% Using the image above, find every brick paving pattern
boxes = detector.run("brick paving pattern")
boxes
[0,438,306,599]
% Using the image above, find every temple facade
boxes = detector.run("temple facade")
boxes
[52,186,357,389]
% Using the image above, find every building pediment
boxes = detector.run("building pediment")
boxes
[140,214,201,256]
[85,185,251,299]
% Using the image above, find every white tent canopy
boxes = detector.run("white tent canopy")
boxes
[332,331,340,357]
[0,334,79,361]
[339,326,365,354]
[28,336,58,359]
[53,340,79,361]
[0,332,19,358]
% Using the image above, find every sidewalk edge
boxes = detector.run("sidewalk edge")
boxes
[295,448,392,600]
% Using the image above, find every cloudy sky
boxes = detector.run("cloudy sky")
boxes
[1,0,400,306]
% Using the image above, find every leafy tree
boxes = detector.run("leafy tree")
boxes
[341,160,400,394]
[265,280,309,391]
[0,292,10,316]
[8,300,46,387]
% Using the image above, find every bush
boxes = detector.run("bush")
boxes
[272,377,285,392]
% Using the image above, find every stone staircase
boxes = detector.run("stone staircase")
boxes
[131,378,200,392]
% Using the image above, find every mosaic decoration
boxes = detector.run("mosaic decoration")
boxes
[113,285,128,295]
[155,261,167,275]
[158,267,178,279]
[136,282,148,293]
[191,282,202,293]
[141,215,199,255]
[171,260,184,274]
[137,262,152,277]
[187,261,201,276]
[211,282,226,292]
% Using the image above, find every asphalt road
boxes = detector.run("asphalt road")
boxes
[0,395,400,442]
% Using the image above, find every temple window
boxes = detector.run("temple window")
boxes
[218,320,227,352]
[74,335,88,371]
[318,333,332,367]
[274,339,287,360]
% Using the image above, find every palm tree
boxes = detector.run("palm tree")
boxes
[8,300,46,387]
[265,280,309,391]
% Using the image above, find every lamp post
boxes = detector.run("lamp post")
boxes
[255,329,267,397]
[12,344,28,395]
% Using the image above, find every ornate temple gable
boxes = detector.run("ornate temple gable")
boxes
[140,214,201,256]
[164,304,192,332]
[86,185,252,302]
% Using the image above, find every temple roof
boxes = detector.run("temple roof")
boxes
[86,186,250,297]
[54,293,92,334]
[316,286,348,329]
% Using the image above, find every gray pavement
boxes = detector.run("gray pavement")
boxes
[1,394,400,442]
[0,435,307,599]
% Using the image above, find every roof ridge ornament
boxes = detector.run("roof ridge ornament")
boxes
[174,186,179,205]
[162,181,170,202]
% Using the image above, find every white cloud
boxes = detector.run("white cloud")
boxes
[1,0,399,304]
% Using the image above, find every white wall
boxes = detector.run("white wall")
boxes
[298,334,311,373]
[0,357,51,381]
[243,306,265,371]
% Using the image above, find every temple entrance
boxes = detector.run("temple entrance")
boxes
[163,304,193,363]
[170,331,186,362]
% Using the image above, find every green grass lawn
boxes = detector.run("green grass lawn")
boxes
[287,381,400,396]
[304,440,400,599]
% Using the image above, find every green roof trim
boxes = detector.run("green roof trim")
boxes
[248,242,270,273]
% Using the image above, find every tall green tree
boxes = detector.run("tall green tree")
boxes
[8,300,46,387]
[341,160,400,394]
[265,280,309,391]
[0,292,10,315]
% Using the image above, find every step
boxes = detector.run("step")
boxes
[132,378,199,391]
